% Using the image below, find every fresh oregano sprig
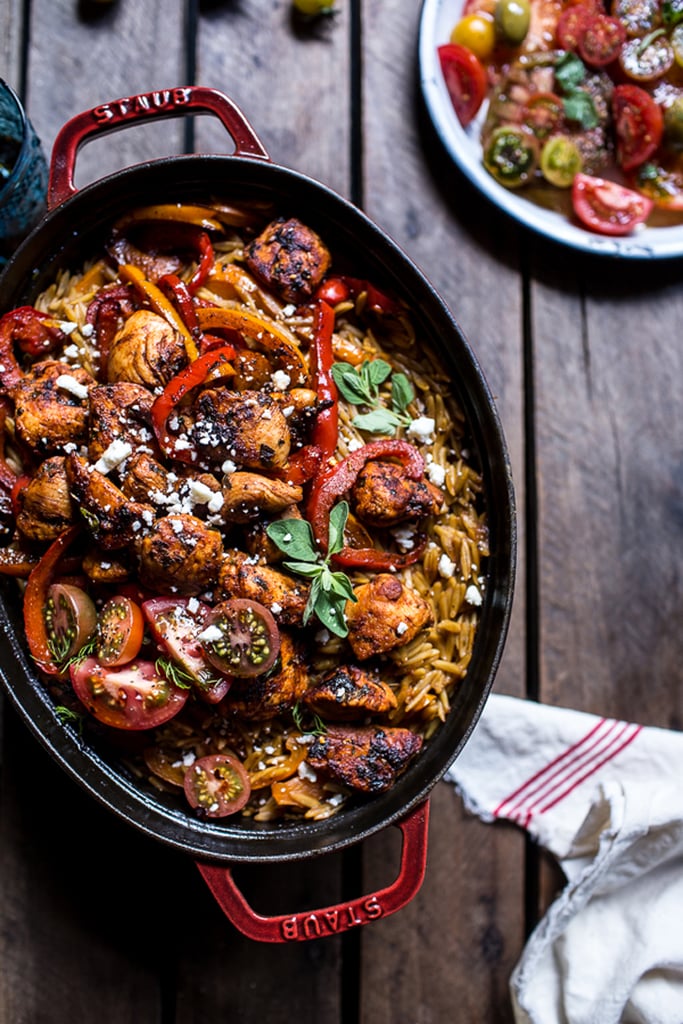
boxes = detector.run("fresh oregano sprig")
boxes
[554,52,599,130]
[266,502,357,637]
[331,358,415,435]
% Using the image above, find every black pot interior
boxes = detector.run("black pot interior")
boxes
[0,156,516,863]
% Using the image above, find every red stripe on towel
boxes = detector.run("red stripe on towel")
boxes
[494,718,642,827]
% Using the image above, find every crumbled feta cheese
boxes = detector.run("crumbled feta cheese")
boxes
[57,320,78,335]
[346,437,364,452]
[62,442,78,454]
[392,526,415,551]
[81,323,94,338]
[427,461,446,487]
[270,602,282,615]
[282,303,297,317]
[315,628,331,645]
[465,584,483,606]
[282,405,295,418]
[271,370,291,391]
[55,373,89,401]
[327,793,344,807]
[221,459,237,474]
[93,438,133,475]
[198,624,223,642]
[438,553,456,579]
[298,761,317,782]
[62,343,81,359]
[207,491,224,513]
[187,596,199,614]
[189,479,214,505]
[407,416,436,442]
[396,621,409,637]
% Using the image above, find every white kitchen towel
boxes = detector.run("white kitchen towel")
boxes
[446,694,683,1024]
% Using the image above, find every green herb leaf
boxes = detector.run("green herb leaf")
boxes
[365,358,393,386]
[327,500,349,556]
[313,586,350,636]
[391,372,415,412]
[352,408,404,433]
[555,51,586,92]
[266,518,318,562]
[328,571,357,602]
[562,91,599,129]
[331,362,372,405]
[282,560,326,578]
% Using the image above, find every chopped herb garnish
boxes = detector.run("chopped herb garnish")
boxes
[292,701,327,736]
[266,503,357,637]
[155,656,195,690]
[54,705,85,736]
[331,358,415,435]
[555,52,599,130]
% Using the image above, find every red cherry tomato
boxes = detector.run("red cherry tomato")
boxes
[200,599,281,679]
[183,754,251,818]
[96,595,144,667]
[315,277,351,305]
[45,583,97,666]
[578,13,626,66]
[142,597,231,704]
[556,5,591,49]
[613,84,663,171]
[437,43,487,127]
[70,657,189,730]
[522,92,566,140]
[572,172,654,234]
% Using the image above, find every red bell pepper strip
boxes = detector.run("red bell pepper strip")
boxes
[272,444,323,487]
[23,525,81,675]
[315,277,401,316]
[187,229,215,295]
[310,299,338,464]
[0,308,66,395]
[308,439,428,571]
[158,273,202,341]
[150,344,237,462]
[85,284,133,380]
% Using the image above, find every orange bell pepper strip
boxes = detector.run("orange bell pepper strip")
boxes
[119,263,199,362]
[114,204,224,234]
[196,306,309,385]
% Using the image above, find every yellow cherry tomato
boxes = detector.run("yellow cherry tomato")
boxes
[450,13,497,61]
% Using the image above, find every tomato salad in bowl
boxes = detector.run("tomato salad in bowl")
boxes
[430,0,683,240]
[0,201,488,826]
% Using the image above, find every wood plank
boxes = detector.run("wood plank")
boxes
[172,3,355,1017]
[532,251,683,728]
[358,1,528,1018]
[0,0,23,94]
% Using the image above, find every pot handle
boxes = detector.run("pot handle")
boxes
[196,799,430,943]
[48,85,270,209]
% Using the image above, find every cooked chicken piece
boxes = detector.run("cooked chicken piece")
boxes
[226,633,309,721]
[244,503,303,563]
[232,350,273,392]
[193,388,291,469]
[307,725,422,793]
[135,513,223,595]
[120,452,222,521]
[218,552,309,626]
[244,217,331,304]
[82,548,132,584]
[107,309,186,388]
[221,472,303,524]
[303,666,397,720]
[351,460,443,527]
[13,361,94,456]
[65,453,155,551]
[345,574,433,661]
[15,456,74,542]
[88,383,157,465]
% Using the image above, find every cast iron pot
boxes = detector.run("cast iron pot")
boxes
[0,86,516,942]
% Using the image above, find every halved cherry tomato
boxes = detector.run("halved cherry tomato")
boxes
[70,657,189,730]
[572,172,654,234]
[613,84,663,170]
[96,595,144,667]
[522,92,566,140]
[556,5,591,50]
[438,43,488,127]
[619,30,674,81]
[184,753,251,817]
[450,12,497,60]
[578,13,626,66]
[44,583,97,666]
[611,0,660,38]
[630,157,683,209]
[142,596,231,704]
[483,126,540,187]
[200,599,281,679]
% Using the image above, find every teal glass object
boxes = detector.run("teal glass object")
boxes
[0,79,48,267]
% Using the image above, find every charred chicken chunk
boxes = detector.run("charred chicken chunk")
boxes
[120,452,222,520]
[307,725,422,793]
[82,548,132,584]
[231,350,273,392]
[13,361,94,456]
[351,459,443,527]
[244,217,331,304]
[226,633,308,720]
[345,574,433,661]
[15,456,74,542]
[221,472,303,524]
[219,552,309,626]
[88,382,156,464]
[135,513,223,595]
[303,666,397,720]
[106,309,186,388]
[193,388,291,469]
[244,503,304,563]
[65,453,154,551]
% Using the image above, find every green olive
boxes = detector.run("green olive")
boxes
[664,96,683,150]
[495,0,531,45]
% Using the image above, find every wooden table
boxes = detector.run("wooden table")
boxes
[2,1,682,1020]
